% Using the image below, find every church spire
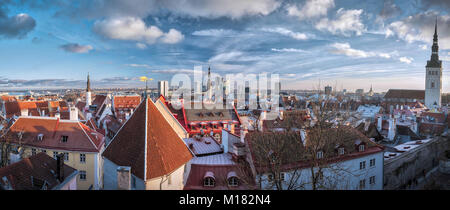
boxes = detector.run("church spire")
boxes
[426,17,441,68]
[86,73,91,92]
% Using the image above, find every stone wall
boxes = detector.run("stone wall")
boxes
[383,135,450,190]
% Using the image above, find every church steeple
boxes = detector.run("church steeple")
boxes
[427,17,441,68]
[86,73,91,92]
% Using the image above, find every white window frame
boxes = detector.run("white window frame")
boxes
[31,148,37,156]
[360,161,366,170]
[370,159,375,167]
[203,177,215,187]
[53,151,58,159]
[228,177,239,187]
[359,145,365,152]
[338,147,345,155]
[359,179,366,189]
[316,151,324,159]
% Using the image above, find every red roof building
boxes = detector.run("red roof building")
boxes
[0,153,78,190]
[102,98,193,189]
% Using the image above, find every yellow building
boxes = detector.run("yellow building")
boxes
[2,116,105,190]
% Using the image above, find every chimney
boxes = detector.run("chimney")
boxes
[56,153,65,182]
[300,129,307,146]
[69,106,78,121]
[117,166,131,190]
[55,113,60,119]
[388,117,396,141]
[240,126,248,143]
[377,116,382,132]
[125,112,130,120]
[20,109,28,116]
[48,101,53,112]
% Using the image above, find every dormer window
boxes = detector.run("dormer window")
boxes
[338,147,345,155]
[227,171,239,187]
[37,134,44,141]
[203,172,215,187]
[359,144,365,152]
[316,151,324,159]
[61,135,68,143]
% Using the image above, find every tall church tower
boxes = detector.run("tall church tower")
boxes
[425,19,442,109]
[85,73,92,108]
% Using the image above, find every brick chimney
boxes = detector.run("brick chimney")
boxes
[117,166,131,190]
[56,153,65,182]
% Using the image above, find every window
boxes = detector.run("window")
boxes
[79,171,87,180]
[61,135,68,143]
[41,149,46,153]
[359,145,365,152]
[370,159,375,167]
[203,177,215,187]
[63,152,69,161]
[370,176,376,185]
[80,154,86,163]
[431,82,435,88]
[359,179,366,189]
[267,174,274,182]
[53,151,58,159]
[228,177,239,187]
[316,151,324,159]
[360,161,366,170]
[31,148,37,156]
[338,147,345,155]
[280,172,286,181]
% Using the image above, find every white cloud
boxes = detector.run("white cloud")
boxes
[386,11,450,49]
[286,0,335,20]
[192,29,236,37]
[261,27,308,40]
[151,69,203,74]
[136,43,147,49]
[160,29,184,44]
[399,56,413,64]
[330,42,393,59]
[93,17,183,44]
[420,44,427,50]
[159,0,281,19]
[315,8,365,36]
[271,48,307,53]
[125,63,151,68]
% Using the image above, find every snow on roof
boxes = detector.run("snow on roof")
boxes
[190,153,235,166]
[184,136,223,156]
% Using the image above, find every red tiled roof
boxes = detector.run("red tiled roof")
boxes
[0,153,77,190]
[384,89,425,100]
[184,164,250,190]
[3,117,104,152]
[102,98,193,180]
[4,100,68,118]
[113,95,141,109]
[420,112,446,123]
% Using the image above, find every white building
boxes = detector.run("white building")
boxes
[425,20,443,109]
[158,80,169,98]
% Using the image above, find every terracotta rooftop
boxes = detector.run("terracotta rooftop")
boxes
[0,153,77,190]
[102,98,193,180]
[3,116,104,153]
[4,100,68,118]
[384,89,425,100]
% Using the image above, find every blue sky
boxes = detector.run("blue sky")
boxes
[0,0,449,92]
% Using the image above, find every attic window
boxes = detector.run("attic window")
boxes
[61,135,68,143]
[203,172,215,187]
[338,147,345,155]
[359,144,365,152]
[316,151,324,159]
[37,134,44,141]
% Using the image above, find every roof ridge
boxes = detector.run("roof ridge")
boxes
[78,121,100,151]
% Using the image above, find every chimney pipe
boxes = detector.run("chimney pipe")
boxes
[56,153,65,182]
[117,166,131,190]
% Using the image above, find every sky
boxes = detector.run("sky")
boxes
[0,0,449,92]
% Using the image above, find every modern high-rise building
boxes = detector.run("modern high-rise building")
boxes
[324,85,332,95]
[425,19,443,109]
[158,80,169,98]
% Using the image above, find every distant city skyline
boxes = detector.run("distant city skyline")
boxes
[0,0,449,92]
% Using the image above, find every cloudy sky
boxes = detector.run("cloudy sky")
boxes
[0,0,449,92]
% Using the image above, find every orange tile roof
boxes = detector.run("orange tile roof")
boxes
[4,100,68,118]
[3,117,104,152]
[0,153,77,190]
[102,98,193,180]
